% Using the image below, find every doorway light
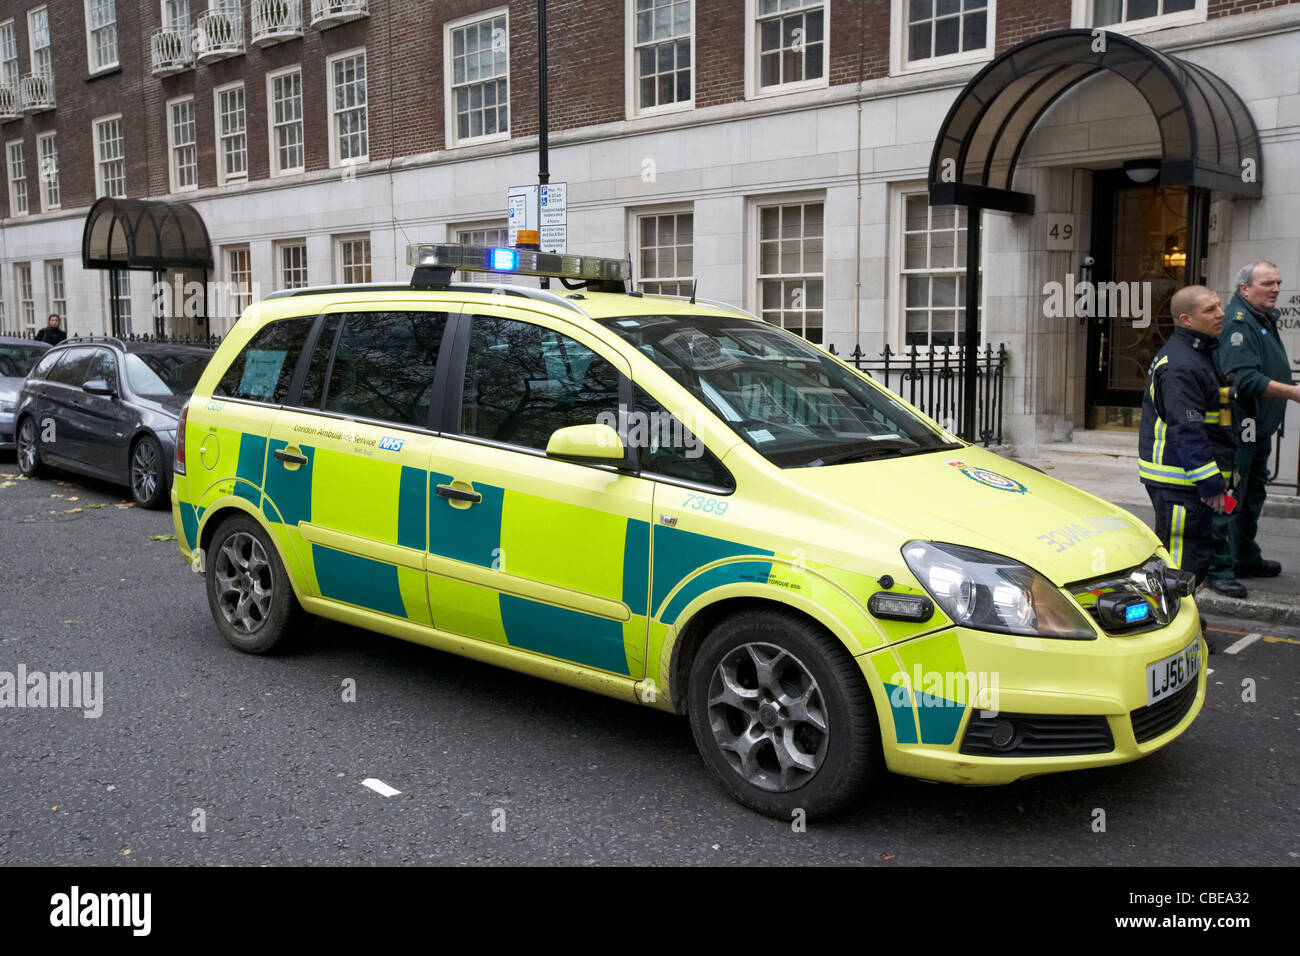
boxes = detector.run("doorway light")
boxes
[1123,159,1161,184]
[1163,234,1187,269]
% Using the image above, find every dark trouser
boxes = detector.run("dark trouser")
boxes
[1146,484,1216,586]
[1208,434,1272,580]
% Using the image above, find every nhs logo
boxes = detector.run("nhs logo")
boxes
[378,436,405,452]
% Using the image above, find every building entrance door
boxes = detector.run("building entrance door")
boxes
[1086,171,1200,429]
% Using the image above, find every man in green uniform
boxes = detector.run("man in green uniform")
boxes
[1206,261,1300,598]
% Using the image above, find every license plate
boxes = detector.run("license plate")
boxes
[1146,638,1202,705]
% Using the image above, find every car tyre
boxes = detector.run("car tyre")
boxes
[687,610,882,819]
[129,435,169,510]
[206,515,304,655]
[15,415,44,478]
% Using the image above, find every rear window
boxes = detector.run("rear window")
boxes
[126,350,212,398]
[214,317,315,403]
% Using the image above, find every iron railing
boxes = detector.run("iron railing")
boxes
[2,329,225,348]
[828,342,1008,447]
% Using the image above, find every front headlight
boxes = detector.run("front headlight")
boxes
[0,398,15,413]
[902,541,1097,640]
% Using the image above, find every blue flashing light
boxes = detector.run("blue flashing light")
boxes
[1125,603,1150,623]
[491,248,519,271]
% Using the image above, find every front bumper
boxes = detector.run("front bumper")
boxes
[862,598,1206,785]
[0,409,14,450]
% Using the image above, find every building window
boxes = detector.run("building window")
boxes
[335,236,371,284]
[110,269,132,334]
[216,83,247,184]
[269,68,304,175]
[29,7,51,78]
[637,211,694,295]
[36,132,57,210]
[226,246,252,319]
[1079,0,1201,29]
[447,11,509,145]
[0,21,18,89]
[168,97,197,192]
[94,116,125,198]
[632,0,692,114]
[46,260,65,318]
[328,50,368,166]
[6,140,26,217]
[899,192,980,347]
[757,200,824,344]
[455,224,511,282]
[898,0,991,69]
[15,263,34,329]
[753,0,825,93]
[85,0,118,72]
[276,240,308,290]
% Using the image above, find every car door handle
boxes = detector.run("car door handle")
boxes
[274,449,308,465]
[436,484,481,504]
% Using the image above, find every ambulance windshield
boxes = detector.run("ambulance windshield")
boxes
[597,314,959,467]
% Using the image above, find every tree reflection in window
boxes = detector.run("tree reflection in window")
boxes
[461,315,621,451]
[324,312,448,427]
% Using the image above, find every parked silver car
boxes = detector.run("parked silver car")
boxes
[0,337,51,450]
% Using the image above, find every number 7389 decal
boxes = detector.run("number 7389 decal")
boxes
[682,494,729,515]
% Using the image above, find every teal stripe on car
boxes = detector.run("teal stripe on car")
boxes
[650,525,773,615]
[882,683,919,745]
[499,593,629,675]
[428,472,503,569]
[658,559,775,626]
[312,544,407,618]
[622,519,650,616]
[915,694,966,747]
[178,500,199,551]
[397,465,427,551]
[234,433,268,507]
[262,440,313,526]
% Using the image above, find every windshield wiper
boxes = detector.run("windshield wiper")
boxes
[805,438,918,466]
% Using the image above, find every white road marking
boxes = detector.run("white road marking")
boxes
[1225,632,1263,655]
[362,778,401,797]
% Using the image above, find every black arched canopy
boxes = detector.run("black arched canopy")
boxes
[81,196,213,270]
[929,29,1263,214]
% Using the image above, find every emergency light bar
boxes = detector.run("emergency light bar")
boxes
[406,243,630,289]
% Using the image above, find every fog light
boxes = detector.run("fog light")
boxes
[991,720,1016,749]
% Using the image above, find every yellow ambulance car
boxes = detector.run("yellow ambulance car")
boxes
[171,244,1205,818]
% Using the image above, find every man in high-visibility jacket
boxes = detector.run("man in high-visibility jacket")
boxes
[1138,286,1236,647]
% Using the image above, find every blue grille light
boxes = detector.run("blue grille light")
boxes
[1125,603,1150,623]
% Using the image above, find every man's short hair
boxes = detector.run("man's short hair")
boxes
[1237,261,1278,290]
[1170,285,1215,324]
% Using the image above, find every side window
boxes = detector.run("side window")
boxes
[85,349,119,391]
[323,311,449,427]
[45,348,95,386]
[633,385,734,489]
[30,348,64,380]
[214,316,315,403]
[460,315,621,451]
[299,314,341,410]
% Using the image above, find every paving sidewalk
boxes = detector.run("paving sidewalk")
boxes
[1002,440,1300,626]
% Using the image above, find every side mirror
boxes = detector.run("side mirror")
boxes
[83,379,115,397]
[545,423,624,464]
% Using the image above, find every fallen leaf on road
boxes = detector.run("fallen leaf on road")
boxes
[149,534,176,542]
[115,502,135,509]
[64,508,84,514]
[87,504,107,509]
[67,496,79,502]
[0,482,14,489]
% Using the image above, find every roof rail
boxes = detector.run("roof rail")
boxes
[64,334,127,349]
[652,294,761,321]
[263,279,593,318]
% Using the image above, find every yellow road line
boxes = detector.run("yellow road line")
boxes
[1262,635,1300,646]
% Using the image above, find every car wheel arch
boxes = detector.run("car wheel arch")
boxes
[198,504,310,606]
[665,595,876,717]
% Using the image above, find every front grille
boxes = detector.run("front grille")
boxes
[1131,680,1198,743]
[961,711,1114,756]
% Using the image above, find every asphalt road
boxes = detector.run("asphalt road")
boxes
[1,456,1297,867]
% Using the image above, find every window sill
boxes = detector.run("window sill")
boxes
[1079,12,1206,37]
[629,100,695,122]
[86,65,122,82]
[747,77,829,101]
[446,131,510,150]
[892,47,993,78]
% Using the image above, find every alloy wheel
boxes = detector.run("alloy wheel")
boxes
[131,441,159,504]
[213,532,274,634]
